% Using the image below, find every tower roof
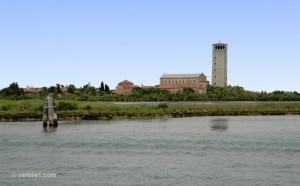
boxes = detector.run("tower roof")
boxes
[213,43,227,45]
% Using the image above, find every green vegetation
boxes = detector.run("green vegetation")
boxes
[0,100,299,121]
[1,82,300,101]
[1,82,300,121]
[56,102,79,111]
[0,82,25,100]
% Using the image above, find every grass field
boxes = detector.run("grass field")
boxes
[0,100,300,121]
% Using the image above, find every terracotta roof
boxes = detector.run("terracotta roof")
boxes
[118,80,134,84]
[60,87,68,93]
[23,88,43,93]
[156,85,177,89]
[160,73,205,79]
[141,86,156,89]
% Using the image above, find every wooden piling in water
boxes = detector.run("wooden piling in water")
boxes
[43,95,58,127]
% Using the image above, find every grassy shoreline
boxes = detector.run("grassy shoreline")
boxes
[1,100,300,122]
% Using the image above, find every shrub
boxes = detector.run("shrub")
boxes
[57,102,78,110]
[157,103,168,109]
[84,105,92,110]
[1,105,10,111]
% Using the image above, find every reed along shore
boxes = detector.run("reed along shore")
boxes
[0,100,300,122]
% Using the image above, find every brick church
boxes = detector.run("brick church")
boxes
[115,43,227,94]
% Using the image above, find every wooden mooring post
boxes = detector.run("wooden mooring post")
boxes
[43,95,58,127]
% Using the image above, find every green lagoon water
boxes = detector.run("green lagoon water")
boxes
[1,116,300,185]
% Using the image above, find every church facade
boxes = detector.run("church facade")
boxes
[158,73,209,94]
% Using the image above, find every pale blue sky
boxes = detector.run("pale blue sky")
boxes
[1,0,299,92]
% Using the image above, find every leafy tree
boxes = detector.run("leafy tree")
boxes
[42,87,48,92]
[56,84,62,94]
[67,84,76,94]
[81,83,91,93]
[84,86,97,95]
[0,82,24,98]
[48,86,56,93]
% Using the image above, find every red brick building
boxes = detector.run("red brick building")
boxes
[114,80,137,94]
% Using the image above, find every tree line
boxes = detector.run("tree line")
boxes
[1,82,300,101]
[44,81,111,95]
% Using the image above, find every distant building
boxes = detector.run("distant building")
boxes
[60,87,69,94]
[158,73,209,94]
[23,87,44,93]
[212,43,227,87]
[114,80,138,94]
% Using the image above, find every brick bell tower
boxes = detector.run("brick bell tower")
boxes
[212,43,227,87]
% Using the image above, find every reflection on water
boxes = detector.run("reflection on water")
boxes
[210,118,228,131]
[43,126,57,133]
